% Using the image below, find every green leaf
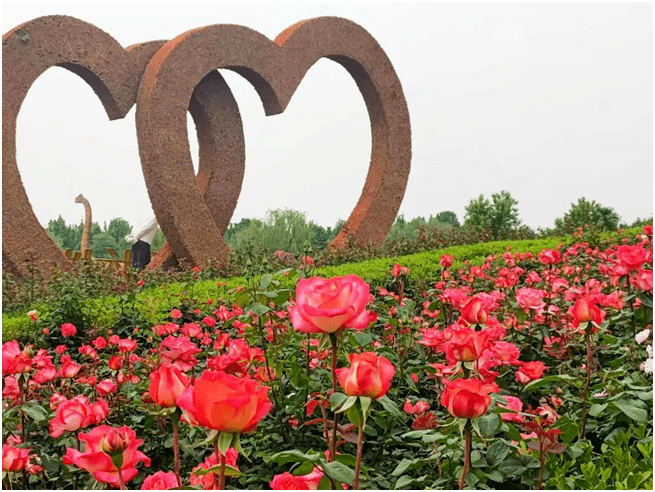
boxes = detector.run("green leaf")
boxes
[217,432,235,455]
[477,412,501,438]
[259,274,273,290]
[612,399,649,423]
[391,458,412,477]
[401,430,433,439]
[499,458,528,476]
[329,392,348,411]
[589,403,607,417]
[359,396,372,419]
[192,464,242,477]
[485,470,504,482]
[552,416,578,444]
[486,441,510,467]
[345,405,363,428]
[248,302,270,316]
[336,396,358,414]
[504,422,522,442]
[376,395,404,419]
[394,475,415,490]
[318,458,355,486]
[268,450,321,465]
[21,402,48,422]
[523,374,576,392]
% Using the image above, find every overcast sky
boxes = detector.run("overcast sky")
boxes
[3,2,653,234]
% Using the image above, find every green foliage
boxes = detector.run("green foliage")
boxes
[554,197,620,234]
[464,190,522,240]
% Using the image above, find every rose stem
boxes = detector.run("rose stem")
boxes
[172,416,182,486]
[117,468,126,490]
[218,450,227,490]
[329,332,339,462]
[579,325,593,439]
[353,421,365,489]
[458,425,472,490]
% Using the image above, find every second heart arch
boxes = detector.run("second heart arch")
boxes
[136,16,412,268]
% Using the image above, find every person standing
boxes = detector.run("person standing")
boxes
[126,216,158,269]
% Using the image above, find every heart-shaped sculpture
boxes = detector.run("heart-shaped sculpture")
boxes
[137,17,411,268]
[2,16,246,277]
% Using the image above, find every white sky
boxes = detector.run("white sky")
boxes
[3,2,653,233]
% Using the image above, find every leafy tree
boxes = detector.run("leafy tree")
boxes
[464,190,521,240]
[554,198,620,233]
[435,211,460,228]
[90,232,121,258]
[151,228,166,251]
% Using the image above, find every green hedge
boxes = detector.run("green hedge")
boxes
[2,229,643,343]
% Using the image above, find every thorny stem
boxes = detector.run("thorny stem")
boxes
[172,416,182,487]
[329,332,339,462]
[537,436,546,490]
[117,467,126,490]
[579,326,593,439]
[459,426,472,490]
[353,421,366,489]
[218,451,227,490]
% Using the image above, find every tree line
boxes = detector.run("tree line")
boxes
[44,193,650,259]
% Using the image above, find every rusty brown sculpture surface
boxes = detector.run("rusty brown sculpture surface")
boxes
[2,16,245,278]
[137,17,411,268]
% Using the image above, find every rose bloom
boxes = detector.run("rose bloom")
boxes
[538,249,561,265]
[270,468,324,490]
[290,275,376,334]
[2,377,20,403]
[404,399,430,415]
[498,395,524,423]
[96,379,118,397]
[55,345,67,354]
[440,254,454,268]
[108,355,123,371]
[633,269,653,293]
[445,328,490,363]
[148,364,190,408]
[460,298,488,325]
[515,361,548,384]
[336,352,395,399]
[392,263,410,277]
[63,426,150,486]
[181,322,203,338]
[79,345,99,360]
[515,288,546,312]
[190,449,239,489]
[58,355,80,379]
[92,337,107,350]
[570,296,603,327]
[170,309,183,320]
[49,396,108,438]
[118,338,138,353]
[2,340,32,376]
[141,471,179,490]
[201,316,217,328]
[177,370,271,433]
[616,245,649,271]
[2,444,31,472]
[440,378,499,419]
[61,323,77,337]
[159,336,202,372]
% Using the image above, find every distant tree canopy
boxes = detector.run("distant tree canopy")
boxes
[384,211,460,243]
[224,209,342,256]
[464,191,521,240]
[554,197,620,234]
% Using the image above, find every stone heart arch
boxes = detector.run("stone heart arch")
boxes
[2,16,246,278]
[136,17,411,268]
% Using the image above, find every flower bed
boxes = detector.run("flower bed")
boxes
[2,227,653,489]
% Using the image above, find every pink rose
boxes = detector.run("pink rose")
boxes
[290,275,376,333]
[142,471,178,490]
[61,323,77,337]
[515,361,548,384]
[515,288,546,312]
[159,336,201,372]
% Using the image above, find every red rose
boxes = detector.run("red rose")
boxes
[270,468,324,490]
[118,339,137,353]
[2,340,32,376]
[181,323,203,338]
[49,396,107,438]
[440,378,499,419]
[391,263,409,277]
[63,425,150,486]
[460,298,488,325]
[170,309,183,320]
[92,337,107,350]
[176,370,271,433]
[290,275,376,334]
[440,254,454,268]
[515,288,546,312]
[498,395,524,423]
[445,328,490,363]
[404,399,430,415]
[159,336,201,372]
[616,245,649,271]
[570,296,603,327]
[515,361,548,384]
[58,355,80,379]
[96,379,118,397]
[148,364,190,408]
[336,352,395,399]
[141,471,178,490]
[61,323,77,337]
[108,355,123,371]
[538,249,561,265]
[2,444,31,472]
